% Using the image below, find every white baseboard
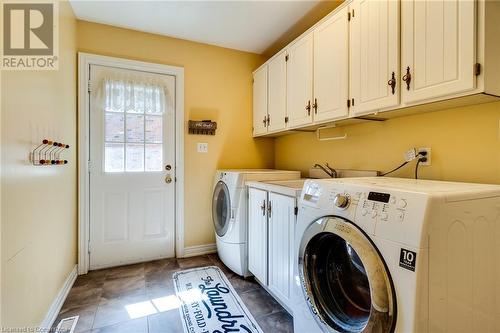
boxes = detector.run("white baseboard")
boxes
[182,243,217,258]
[40,265,78,329]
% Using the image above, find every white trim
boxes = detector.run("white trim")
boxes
[40,265,78,329]
[77,53,185,274]
[183,244,217,258]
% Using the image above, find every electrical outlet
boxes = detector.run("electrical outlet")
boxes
[417,147,431,166]
[404,148,418,162]
[197,142,208,153]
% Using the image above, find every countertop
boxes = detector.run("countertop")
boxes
[246,179,307,197]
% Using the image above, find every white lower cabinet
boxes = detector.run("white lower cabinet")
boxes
[247,186,297,313]
[248,187,268,284]
[267,193,295,307]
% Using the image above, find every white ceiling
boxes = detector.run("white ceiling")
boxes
[69,1,322,54]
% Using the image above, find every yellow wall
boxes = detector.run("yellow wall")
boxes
[77,21,274,247]
[1,2,77,327]
[275,102,500,184]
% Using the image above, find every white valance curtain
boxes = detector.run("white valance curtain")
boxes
[100,72,169,114]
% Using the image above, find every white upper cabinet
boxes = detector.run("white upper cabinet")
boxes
[349,0,400,115]
[268,50,287,132]
[313,6,349,123]
[286,32,314,128]
[252,65,268,136]
[401,0,476,105]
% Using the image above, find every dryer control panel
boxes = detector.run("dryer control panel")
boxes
[358,191,408,223]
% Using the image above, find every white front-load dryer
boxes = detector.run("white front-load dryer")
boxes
[293,177,500,333]
[212,169,300,277]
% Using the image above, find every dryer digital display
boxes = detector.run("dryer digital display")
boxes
[367,192,390,203]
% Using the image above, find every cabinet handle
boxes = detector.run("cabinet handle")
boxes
[313,98,318,114]
[388,71,396,95]
[402,66,411,91]
[267,200,272,218]
[263,116,267,127]
[267,115,271,126]
[261,200,266,216]
[306,100,311,116]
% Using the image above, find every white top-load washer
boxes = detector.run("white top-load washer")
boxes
[293,177,500,333]
[212,169,300,277]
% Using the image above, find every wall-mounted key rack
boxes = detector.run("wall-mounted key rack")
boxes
[31,139,70,166]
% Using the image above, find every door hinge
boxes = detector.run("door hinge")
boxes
[347,99,351,108]
[474,63,481,76]
[285,116,289,123]
[88,240,91,254]
[87,160,91,173]
[87,80,92,93]
[285,54,289,62]
[294,206,298,216]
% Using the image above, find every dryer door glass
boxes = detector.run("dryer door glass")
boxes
[212,181,231,237]
[299,217,396,333]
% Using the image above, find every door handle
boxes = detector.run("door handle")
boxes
[306,100,311,116]
[165,175,172,184]
[388,72,396,95]
[402,66,411,91]
[313,98,318,114]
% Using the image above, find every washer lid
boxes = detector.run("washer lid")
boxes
[212,181,232,237]
[299,216,396,333]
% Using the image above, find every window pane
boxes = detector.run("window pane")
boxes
[130,85,145,114]
[105,143,124,172]
[105,113,124,142]
[145,116,162,143]
[145,144,162,171]
[126,114,144,143]
[126,144,144,172]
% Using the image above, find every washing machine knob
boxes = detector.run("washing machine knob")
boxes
[397,199,408,209]
[333,194,350,209]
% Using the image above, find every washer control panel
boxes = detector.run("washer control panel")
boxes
[359,191,408,223]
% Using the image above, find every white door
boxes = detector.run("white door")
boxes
[286,32,314,128]
[350,0,400,115]
[268,193,295,306]
[89,64,176,269]
[248,187,268,284]
[401,0,476,105]
[253,66,268,136]
[313,7,349,123]
[267,51,287,132]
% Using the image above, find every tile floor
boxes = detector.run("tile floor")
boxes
[54,254,293,333]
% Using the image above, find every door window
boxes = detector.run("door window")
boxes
[212,181,231,237]
[304,232,371,332]
[103,79,165,173]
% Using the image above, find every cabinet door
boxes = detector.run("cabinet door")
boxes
[268,51,287,132]
[401,0,476,105]
[248,188,268,284]
[313,6,349,123]
[286,33,314,128]
[252,66,268,136]
[268,193,295,306]
[350,0,400,115]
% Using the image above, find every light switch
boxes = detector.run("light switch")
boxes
[197,143,208,153]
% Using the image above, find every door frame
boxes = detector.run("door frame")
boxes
[77,52,185,274]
